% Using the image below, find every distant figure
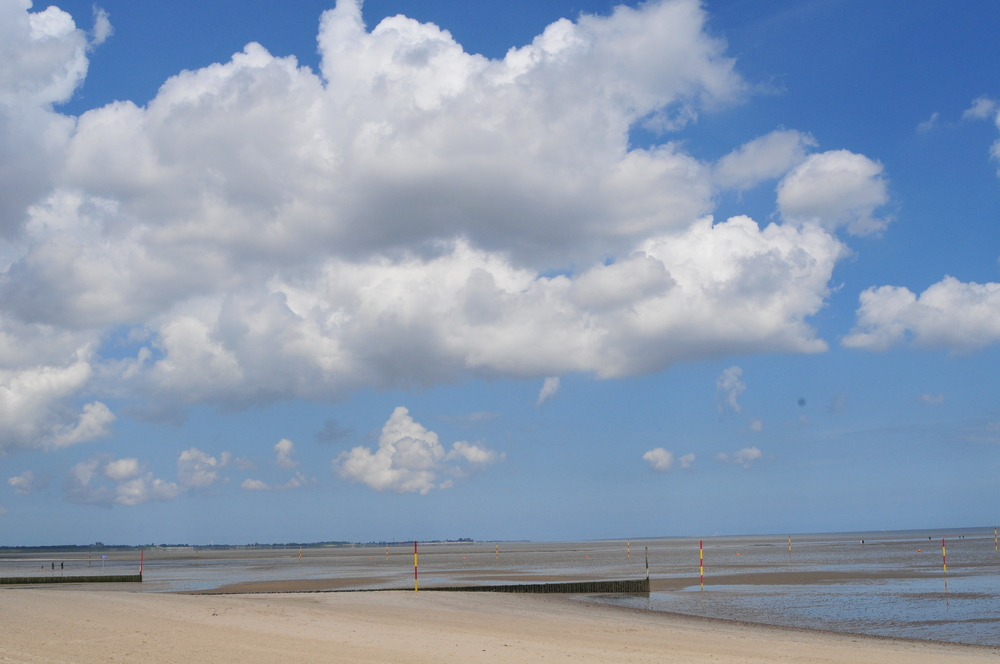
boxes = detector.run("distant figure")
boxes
[51,562,54,570]
[860,540,864,545]
[60,562,64,570]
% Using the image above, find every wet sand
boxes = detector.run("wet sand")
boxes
[1,588,996,663]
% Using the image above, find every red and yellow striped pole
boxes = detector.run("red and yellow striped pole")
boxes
[699,540,704,589]
[414,541,419,592]
[942,538,947,574]
[627,540,631,560]
[788,535,792,554]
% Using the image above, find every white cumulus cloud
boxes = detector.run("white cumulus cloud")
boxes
[63,454,180,505]
[274,438,297,468]
[103,457,142,481]
[777,150,890,236]
[714,129,816,191]
[843,276,1000,352]
[335,406,501,494]
[643,448,674,471]
[0,0,897,439]
[177,448,224,487]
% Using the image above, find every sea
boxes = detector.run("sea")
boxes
[2,526,998,647]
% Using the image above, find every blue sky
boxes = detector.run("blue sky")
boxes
[1,0,999,545]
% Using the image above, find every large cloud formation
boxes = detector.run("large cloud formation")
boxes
[336,406,501,493]
[0,0,893,453]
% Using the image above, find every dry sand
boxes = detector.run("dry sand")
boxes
[2,588,997,663]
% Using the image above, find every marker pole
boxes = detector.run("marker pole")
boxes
[414,541,419,592]
[627,540,631,560]
[386,544,389,560]
[942,539,947,574]
[645,547,649,581]
[495,543,499,561]
[699,540,704,590]
[788,535,792,554]
[994,526,997,552]
[298,548,302,560]
[139,550,144,576]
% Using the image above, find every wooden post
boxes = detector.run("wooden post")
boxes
[644,547,649,581]
[942,538,947,574]
[414,541,419,592]
[699,540,704,589]
[788,535,792,554]
[627,539,631,560]
[139,550,144,576]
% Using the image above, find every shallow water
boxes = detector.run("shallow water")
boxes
[3,527,998,646]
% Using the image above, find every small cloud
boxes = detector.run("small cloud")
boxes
[113,475,181,506]
[64,455,179,506]
[678,453,695,469]
[445,440,504,465]
[962,96,998,121]
[275,439,298,468]
[643,448,674,471]
[315,419,352,443]
[233,456,255,470]
[916,112,940,134]
[9,470,48,496]
[749,419,763,432]
[715,446,763,468]
[919,393,945,405]
[716,366,745,413]
[90,6,113,46]
[241,478,270,491]
[177,448,223,487]
[103,458,143,481]
[537,377,560,406]
[275,472,313,490]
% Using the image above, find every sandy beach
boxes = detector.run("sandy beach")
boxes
[1,588,996,663]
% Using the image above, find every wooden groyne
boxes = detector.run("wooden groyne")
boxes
[196,578,650,596]
[423,578,649,594]
[0,574,142,585]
